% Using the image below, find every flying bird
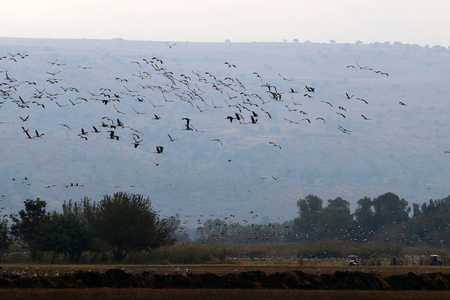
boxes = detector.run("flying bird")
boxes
[356,97,369,104]
[165,42,177,48]
[316,117,326,123]
[182,117,192,130]
[224,62,236,68]
[305,85,315,92]
[338,125,352,135]
[279,74,291,81]
[168,134,178,142]
[269,142,281,149]
[35,130,45,138]
[211,139,223,146]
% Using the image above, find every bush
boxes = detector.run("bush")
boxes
[3,252,32,263]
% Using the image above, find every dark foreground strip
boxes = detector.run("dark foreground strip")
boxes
[1,269,450,290]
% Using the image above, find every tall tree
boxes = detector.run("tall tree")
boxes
[294,194,323,240]
[372,192,410,229]
[37,212,93,263]
[10,198,48,262]
[90,192,175,262]
[0,218,11,259]
[404,196,450,247]
[354,196,375,232]
[318,197,354,239]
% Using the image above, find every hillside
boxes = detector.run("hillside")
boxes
[1,37,449,224]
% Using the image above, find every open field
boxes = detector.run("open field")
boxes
[2,263,450,298]
[2,262,449,277]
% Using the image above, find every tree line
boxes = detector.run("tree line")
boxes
[1,191,449,263]
[0,192,175,263]
[293,192,449,248]
[188,192,449,249]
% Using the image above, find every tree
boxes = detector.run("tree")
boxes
[294,194,323,240]
[317,197,354,239]
[0,218,11,260]
[90,192,175,262]
[354,196,374,231]
[404,196,450,247]
[10,198,48,262]
[372,192,410,229]
[37,212,93,263]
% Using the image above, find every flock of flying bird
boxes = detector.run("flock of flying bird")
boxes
[1,43,449,246]
[1,47,402,153]
[0,44,422,196]
[1,49,397,131]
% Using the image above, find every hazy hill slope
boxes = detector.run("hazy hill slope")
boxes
[0,38,449,224]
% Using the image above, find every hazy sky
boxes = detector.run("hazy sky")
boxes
[2,1,450,46]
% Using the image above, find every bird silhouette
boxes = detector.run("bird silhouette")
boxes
[35,130,44,138]
[165,42,177,48]
[269,142,281,149]
[168,134,178,142]
[182,117,192,130]
[211,139,223,146]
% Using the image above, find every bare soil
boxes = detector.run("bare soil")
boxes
[3,262,447,277]
[1,289,450,300]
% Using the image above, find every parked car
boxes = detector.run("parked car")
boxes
[430,255,442,266]
[348,255,359,266]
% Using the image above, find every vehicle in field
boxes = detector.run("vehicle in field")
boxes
[430,255,442,266]
[348,255,359,266]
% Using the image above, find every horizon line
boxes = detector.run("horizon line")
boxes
[0,36,448,48]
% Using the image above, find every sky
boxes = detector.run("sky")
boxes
[2,0,450,46]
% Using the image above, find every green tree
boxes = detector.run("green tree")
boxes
[403,196,450,247]
[294,194,323,240]
[62,198,108,258]
[354,196,374,231]
[0,218,11,260]
[318,197,354,239]
[37,212,93,263]
[90,192,175,262]
[372,192,410,229]
[10,198,48,262]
